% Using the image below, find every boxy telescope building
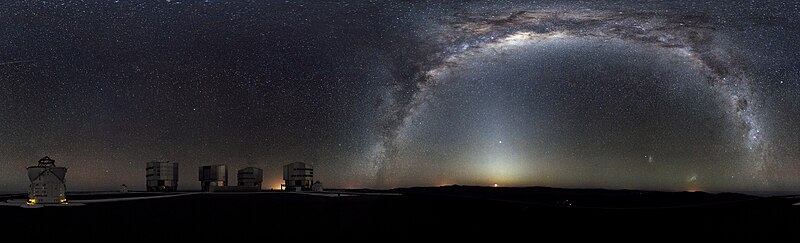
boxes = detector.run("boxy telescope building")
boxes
[146,161,179,192]
[283,161,314,191]
[199,164,228,192]
[237,167,263,189]
[26,156,68,205]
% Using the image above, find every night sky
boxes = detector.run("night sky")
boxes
[1,1,799,192]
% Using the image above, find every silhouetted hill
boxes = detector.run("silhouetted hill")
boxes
[390,185,758,208]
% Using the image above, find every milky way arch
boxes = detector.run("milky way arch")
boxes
[370,10,767,187]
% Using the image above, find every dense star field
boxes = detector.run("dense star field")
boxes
[1,1,798,192]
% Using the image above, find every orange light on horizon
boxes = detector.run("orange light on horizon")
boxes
[436,181,455,187]
[261,180,285,190]
[685,186,702,192]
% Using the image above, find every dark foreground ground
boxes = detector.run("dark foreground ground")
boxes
[2,186,799,240]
